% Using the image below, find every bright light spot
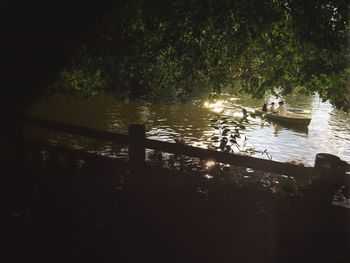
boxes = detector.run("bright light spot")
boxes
[214,100,224,107]
[205,160,216,168]
[213,107,224,113]
[204,174,213,179]
[232,112,243,117]
[204,100,225,113]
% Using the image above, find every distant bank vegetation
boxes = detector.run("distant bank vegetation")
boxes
[49,0,350,110]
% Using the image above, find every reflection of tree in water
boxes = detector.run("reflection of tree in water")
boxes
[273,123,283,136]
[259,119,308,137]
[328,108,350,160]
[328,108,350,140]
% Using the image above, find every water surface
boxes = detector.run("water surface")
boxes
[26,92,350,166]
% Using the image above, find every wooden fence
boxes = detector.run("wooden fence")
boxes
[24,116,350,183]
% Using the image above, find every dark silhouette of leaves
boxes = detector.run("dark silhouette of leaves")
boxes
[222,128,230,136]
[230,138,237,144]
[224,145,231,152]
[220,137,228,150]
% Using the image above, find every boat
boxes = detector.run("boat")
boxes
[254,109,311,126]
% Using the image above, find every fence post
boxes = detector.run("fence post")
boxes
[314,153,348,183]
[313,153,350,205]
[128,124,146,174]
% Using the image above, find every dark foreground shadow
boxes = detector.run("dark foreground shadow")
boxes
[3,157,350,263]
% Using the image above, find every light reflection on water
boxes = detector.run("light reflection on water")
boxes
[25,92,350,166]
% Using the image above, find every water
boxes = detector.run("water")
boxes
[25,92,350,167]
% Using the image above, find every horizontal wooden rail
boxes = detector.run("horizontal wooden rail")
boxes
[24,116,129,145]
[26,138,129,167]
[145,139,313,177]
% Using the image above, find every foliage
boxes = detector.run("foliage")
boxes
[50,0,350,109]
[209,109,249,153]
[209,107,272,158]
[48,46,110,97]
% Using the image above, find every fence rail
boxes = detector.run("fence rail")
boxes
[145,138,313,176]
[24,116,129,145]
[24,116,350,181]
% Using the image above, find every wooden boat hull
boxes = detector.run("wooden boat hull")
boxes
[255,109,311,126]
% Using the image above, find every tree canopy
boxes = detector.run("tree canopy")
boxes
[51,0,350,109]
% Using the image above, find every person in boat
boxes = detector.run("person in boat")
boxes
[269,102,275,112]
[261,103,268,112]
[274,101,287,116]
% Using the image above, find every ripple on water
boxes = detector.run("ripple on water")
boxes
[26,93,350,166]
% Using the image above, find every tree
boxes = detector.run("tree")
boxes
[52,0,350,109]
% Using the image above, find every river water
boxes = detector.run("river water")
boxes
[25,92,350,167]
